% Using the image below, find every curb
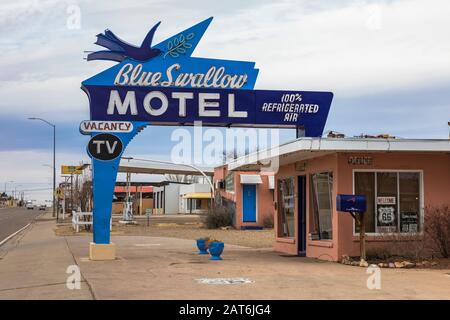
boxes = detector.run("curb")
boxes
[0,223,32,247]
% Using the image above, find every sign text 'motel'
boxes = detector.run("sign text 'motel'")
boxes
[85,86,332,133]
[81,17,334,247]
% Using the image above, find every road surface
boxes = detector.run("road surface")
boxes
[0,207,42,243]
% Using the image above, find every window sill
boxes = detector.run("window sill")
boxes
[308,240,333,248]
[276,237,296,244]
[352,233,424,242]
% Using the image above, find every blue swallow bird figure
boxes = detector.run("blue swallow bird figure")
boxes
[87,22,162,62]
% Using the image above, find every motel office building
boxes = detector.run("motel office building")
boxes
[228,137,450,261]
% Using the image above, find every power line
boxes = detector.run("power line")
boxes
[4,187,53,192]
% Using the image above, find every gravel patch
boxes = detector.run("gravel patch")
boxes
[54,222,274,249]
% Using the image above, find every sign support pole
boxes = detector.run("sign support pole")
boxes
[337,194,367,262]
[360,212,366,261]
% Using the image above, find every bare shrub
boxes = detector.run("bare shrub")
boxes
[364,232,428,261]
[262,214,274,228]
[366,246,391,261]
[425,205,450,258]
[202,205,233,229]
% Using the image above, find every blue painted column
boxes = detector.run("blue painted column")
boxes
[89,121,149,244]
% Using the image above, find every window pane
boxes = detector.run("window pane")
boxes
[376,172,398,233]
[399,172,420,233]
[277,178,295,237]
[355,172,375,233]
[225,173,234,192]
[311,172,333,240]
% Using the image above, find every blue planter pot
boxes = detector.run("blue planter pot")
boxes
[208,241,224,260]
[196,239,209,254]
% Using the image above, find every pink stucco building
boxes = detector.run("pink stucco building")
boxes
[228,137,450,261]
[214,165,275,229]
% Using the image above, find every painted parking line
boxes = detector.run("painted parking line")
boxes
[195,278,254,285]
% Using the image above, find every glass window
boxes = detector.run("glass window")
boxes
[353,171,421,234]
[311,172,333,240]
[376,172,398,233]
[355,172,375,233]
[399,172,420,233]
[187,198,201,210]
[225,173,234,192]
[277,177,295,237]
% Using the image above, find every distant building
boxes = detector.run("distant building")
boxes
[179,183,213,214]
[152,181,213,215]
[153,183,181,215]
[112,184,154,215]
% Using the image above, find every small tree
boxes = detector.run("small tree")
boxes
[79,181,92,212]
[425,205,450,258]
[202,204,233,229]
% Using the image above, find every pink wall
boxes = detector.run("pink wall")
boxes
[214,166,275,228]
[273,151,450,261]
[336,152,450,259]
[273,154,339,259]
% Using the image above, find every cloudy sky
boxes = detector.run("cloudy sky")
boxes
[1,0,449,202]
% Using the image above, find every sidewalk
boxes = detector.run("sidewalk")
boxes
[0,212,93,299]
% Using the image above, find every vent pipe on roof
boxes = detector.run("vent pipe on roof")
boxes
[327,131,345,138]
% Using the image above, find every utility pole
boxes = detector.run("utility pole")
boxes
[28,117,56,218]
[4,180,13,194]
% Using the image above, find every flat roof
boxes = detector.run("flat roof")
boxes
[118,161,214,176]
[228,137,450,171]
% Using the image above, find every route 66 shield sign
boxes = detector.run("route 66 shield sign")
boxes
[378,206,395,224]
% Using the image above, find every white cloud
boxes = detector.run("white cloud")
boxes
[0,76,88,119]
[198,0,450,95]
[0,149,90,202]
[1,0,449,118]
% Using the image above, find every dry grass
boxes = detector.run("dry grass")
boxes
[54,221,274,249]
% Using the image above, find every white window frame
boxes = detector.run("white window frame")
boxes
[277,177,295,238]
[352,169,424,236]
[311,171,334,240]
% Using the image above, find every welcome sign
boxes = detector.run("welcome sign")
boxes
[81,17,334,247]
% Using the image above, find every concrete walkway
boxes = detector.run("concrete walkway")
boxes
[65,235,450,300]
[0,212,93,299]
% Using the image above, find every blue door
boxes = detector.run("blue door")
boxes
[298,176,306,256]
[242,184,257,222]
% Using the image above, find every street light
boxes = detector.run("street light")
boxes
[13,184,22,202]
[28,117,56,218]
[4,180,13,194]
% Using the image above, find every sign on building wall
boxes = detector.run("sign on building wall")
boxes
[348,156,373,165]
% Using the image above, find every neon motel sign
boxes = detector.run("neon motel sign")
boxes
[81,17,333,246]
